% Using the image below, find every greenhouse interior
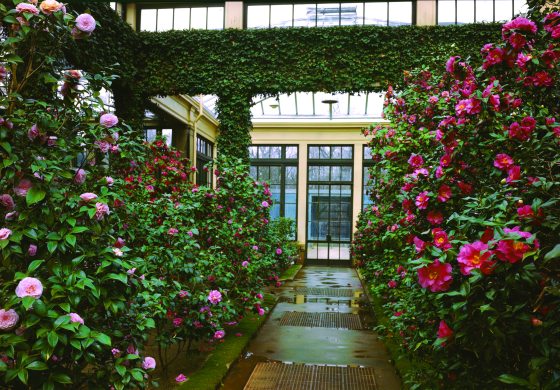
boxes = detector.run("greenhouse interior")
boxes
[0,0,558,389]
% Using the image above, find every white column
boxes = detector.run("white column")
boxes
[297,143,307,245]
[416,0,437,26]
[352,143,363,235]
[225,1,244,29]
[125,3,137,30]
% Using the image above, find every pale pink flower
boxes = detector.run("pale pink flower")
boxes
[112,248,123,257]
[208,290,222,304]
[111,348,121,357]
[258,308,265,316]
[142,356,156,370]
[94,202,110,221]
[99,113,118,128]
[167,228,178,235]
[175,374,188,383]
[0,194,15,210]
[214,330,225,339]
[0,309,19,330]
[105,176,114,186]
[69,313,84,324]
[178,290,189,298]
[75,13,96,33]
[28,124,40,141]
[0,228,12,240]
[14,179,32,197]
[15,277,43,299]
[28,244,37,256]
[276,248,282,255]
[261,201,269,208]
[74,169,86,185]
[79,192,98,202]
[242,261,249,267]
[127,268,136,275]
[5,211,18,221]
[16,3,39,15]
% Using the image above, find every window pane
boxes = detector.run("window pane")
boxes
[191,8,207,29]
[319,146,330,159]
[342,146,353,159]
[457,0,475,24]
[249,146,258,159]
[514,0,528,15]
[207,7,224,30]
[319,166,330,181]
[174,8,190,30]
[250,166,257,178]
[140,9,157,31]
[364,146,372,158]
[365,2,387,26]
[317,3,341,27]
[145,128,157,142]
[271,4,293,27]
[248,5,270,28]
[341,3,361,25]
[331,166,341,181]
[270,146,282,159]
[157,8,174,31]
[162,129,172,147]
[286,166,298,184]
[476,0,494,22]
[271,204,281,219]
[270,166,282,184]
[309,146,320,159]
[341,166,352,181]
[438,0,455,25]
[389,2,412,26]
[294,4,316,27]
[259,166,270,182]
[309,166,320,181]
[285,204,297,220]
[259,146,270,159]
[270,184,281,201]
[332,146,342,159]
[286,146,298,159]
[286,185,297,202]
[495,0,513,21]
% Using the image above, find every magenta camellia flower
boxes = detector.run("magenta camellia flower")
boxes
[214,330,225,340]
[79,192,98,203]
[74,169,86,185]
[417,260,453,292]
[0,228,12,240]
[0,309,19,331]
[415,191,429,210]
[517,205,534,220]
[14,179,32,197]
[111,348,121,357]
[506,165,521,184]
[437,320,453,339]
[99,113,118,128]
[407,153,424,168]
[437,184,452,203]
[28,124,40,141]
[105,176,114,186]
[413,236,426,253]
[427,210,443,225]
[276,248,282,255]
[432,228,452,251]
[28,244,37,257]
[457,241,494,276]
[445,56,459,73]
[142,356,156,370]
[94,202,110,221]
[15,277,43,299]
[69,313,84,325]
[242,260,249,267]
[493,154,514,170]
[261,201,269,208]
[176,374,188,383]
[75,13,96,34]
[208,290,222,305]
[387,280,397,288]
[16,3,39,15]
[0,194,15,210]
[167,227,179,235]
[173,317,183,327]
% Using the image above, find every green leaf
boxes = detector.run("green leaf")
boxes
[22,296,36,310]
[544,244,560,261]
[498,374,531,387]
[27,260,44,274]
[47,241,57,253]
[115,364,126,377]
[95,332,111,346]
[0,142,11,153]
[51,373,72,384]
[130,368,144,381]
[65,234,76,247]
[105,273,127,284]
[71,227,89,234]
[26,361,48,371]
[47,331,59,348]
[26,187,46,206]
[17,369,28,384]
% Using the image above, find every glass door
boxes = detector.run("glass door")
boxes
[306,146,353,264]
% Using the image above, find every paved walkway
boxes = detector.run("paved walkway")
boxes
[221,266,401,389]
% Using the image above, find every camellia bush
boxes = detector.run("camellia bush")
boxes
[353,8,559,389]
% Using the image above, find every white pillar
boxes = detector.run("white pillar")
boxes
[297,143,308,245]
[416,0,437,26]
[225,1,244,29]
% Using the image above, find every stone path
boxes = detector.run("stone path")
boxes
[221,266,401,390]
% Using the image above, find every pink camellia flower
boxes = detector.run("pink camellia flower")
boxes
[276,248,282,255]
[5,211,18,221]
[15,277,43,299]
[173,318,183,327]
[493,154,514,170]
[0,309,19,331]
[178,290,189,298]
[105,176,114,186]
[74,169,86,185]
[496,240,530,263]
[112,248,123,257]
[95,140,111,153]
[465,98,481,115]
[261,201,269,208]
[126,268,136,275]
[114,237,125,248]
[28,124,40,141]
[111,348,121,357]
[0,228,12,240]
[258,307,265,316]
[415,191,429,210]
[437,320,453,339]
[28,244,37,257]
[242,261,249,267]
[0,194,15,210]
[40,0,63,14]
[94,202,110,221]
[176,374,188,383]
[455,99,468,116]
[417,260,453,292]
[502,16,537,36]
[214,330,225,339]
[445,56,459,73]
[517,205,534,220]
[387,280,397,288]
[506,165,521,184]
[457,181,473,195]
[439,154,451,168]
[69,313,84,325]
[79,192,98,203]
[167,227,179,235]
[208,290,222,305]
[413,236,427,253]
[407,153,424,168]
[142,356,156,370]
[75,13,96,33]
[432,228,452,251]
[504,226,532,239]
[457,241,494,275]
[427,210,443,225]
[14,179,32,197]
[16,3,39,15]
[99,113,118,128]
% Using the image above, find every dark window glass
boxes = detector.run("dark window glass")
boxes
[196,136,214,186]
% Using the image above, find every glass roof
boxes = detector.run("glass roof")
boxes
[251,92,384,120]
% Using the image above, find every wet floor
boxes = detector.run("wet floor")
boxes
[221,266,401,389]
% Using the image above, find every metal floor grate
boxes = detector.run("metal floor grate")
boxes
[293,288,360,297]
[279,311,362,330]
[244,363,377,390]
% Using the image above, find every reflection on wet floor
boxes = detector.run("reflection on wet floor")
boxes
[220,266,401,390]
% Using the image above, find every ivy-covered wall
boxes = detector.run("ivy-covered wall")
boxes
[73,3,502,161]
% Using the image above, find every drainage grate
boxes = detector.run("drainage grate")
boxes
[293,288,360,297]
[244,363,377,390]
[279,312,362,330]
